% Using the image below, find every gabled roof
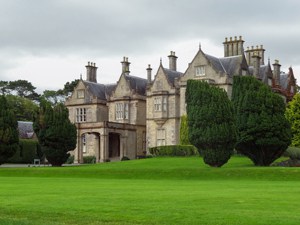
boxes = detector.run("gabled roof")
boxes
[248,65,272,84]
[205,54,244,77]
[124,74,148,95]
[83,80,116,100]
[280,72,289,89]
[18,121,34,139]
[163,68,183,86]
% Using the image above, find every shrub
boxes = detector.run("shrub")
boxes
[66,155,74,164]
[148,145,198,156]
[284,147,300,160]
[83,156,96,164]
[7,139,40,164]
[121,156,130,161]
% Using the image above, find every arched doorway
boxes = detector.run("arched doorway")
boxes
[109,132,120,158]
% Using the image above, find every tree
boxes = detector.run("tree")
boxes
[63,79,79,96]
[0,95,19,164]
[286,93,300,147]
[7,80,40,100]
[42,90,65,106]
[0,81,8,95]
[33,101,77,166]
[232,76,291,166]
[180,115,190,145]
[6,95,39,121]
[186,80,236,167]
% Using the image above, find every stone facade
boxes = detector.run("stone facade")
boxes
[65,36,297,163]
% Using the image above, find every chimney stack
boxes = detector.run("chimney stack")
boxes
[168,51,177,71]
[85,61,98,83]
[121,57,130,74]
[273,60,281,87]
[245,45,265,66]
[252,52,261,79]
[223,36,244,57]
[146,64,152,83]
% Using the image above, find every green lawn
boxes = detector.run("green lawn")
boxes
[0,156,300,225]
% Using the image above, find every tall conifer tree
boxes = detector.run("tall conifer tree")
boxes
[0,96,19,164]
[232,76,291,166]
[186,80,236,167]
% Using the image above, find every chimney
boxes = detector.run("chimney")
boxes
[223,36,244,57]
[245,44,265,66]
[121,57,130,74]
[85,62,97,83]
[146,64,152,83]
[252,53,261,79]
[273,60,281,87]
[168,51,177,71]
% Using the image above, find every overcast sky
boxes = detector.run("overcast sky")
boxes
[1,0,299,92]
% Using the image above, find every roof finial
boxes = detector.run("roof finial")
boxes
[80,73,82,80]
[268,57,270,65]
[160,57,162,65]
[199,42,201,50]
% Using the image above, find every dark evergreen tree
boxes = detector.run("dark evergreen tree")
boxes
[232,76,291,166]
[0,96,19,164]
[34,101,76,166]
[186,80,236,167]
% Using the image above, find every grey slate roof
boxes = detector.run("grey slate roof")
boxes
[124,74,148,95]
[18,121,34,139]
[248,65,270,84]
[83,81,116,100]
[163,68,183,86]
[280,72,288,89]
[205,54,242,77]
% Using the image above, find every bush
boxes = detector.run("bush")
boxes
[66,155,74,164]
[83,156,96,164]
[7,139,40,163]
[284,147,300,160]
[121,156,130,161]
[149,145,198,156]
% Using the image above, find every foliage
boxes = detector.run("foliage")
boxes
[285,93,300,147]
[33,100,77,166]
[232,76,291,166]
[5,94,39,121]
[149,145,198,156]
[283,146,300,160]
[63,79,79,96]
[186,80,236,167]
[0,96,19,164]
[66,155,75,164]
[179,114,190,145]
[7,139,41,163]
[0,81,8,95]
[83,156,96,164]
[6,80,40,100]
[42,90,65,106]
[121,156,130,161]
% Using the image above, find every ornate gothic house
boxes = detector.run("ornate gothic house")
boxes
[65,36,297,163]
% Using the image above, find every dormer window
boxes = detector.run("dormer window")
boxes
[195,66,205,76]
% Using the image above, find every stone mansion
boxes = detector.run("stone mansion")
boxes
[65,36,297,163]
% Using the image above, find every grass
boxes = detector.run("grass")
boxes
[0,156,300,225]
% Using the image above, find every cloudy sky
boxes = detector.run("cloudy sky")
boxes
[1,0,299,92]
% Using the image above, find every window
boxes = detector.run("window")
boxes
[76,108,86,122]
[115,102,129,120]
[162,96,167,112]
[116,103,124,120]
[124,103,129,119]
[82,134,87,153]
[77,90,85,99]
[154,97,162,111]
[157,129,166,146]
[195,66,205,76]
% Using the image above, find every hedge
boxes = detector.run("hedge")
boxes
[83,156,96,164]
[149,145,198,156]
[284,146,300,160]
[7,139,41,164]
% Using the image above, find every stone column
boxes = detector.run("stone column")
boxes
[100,133,109,162]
